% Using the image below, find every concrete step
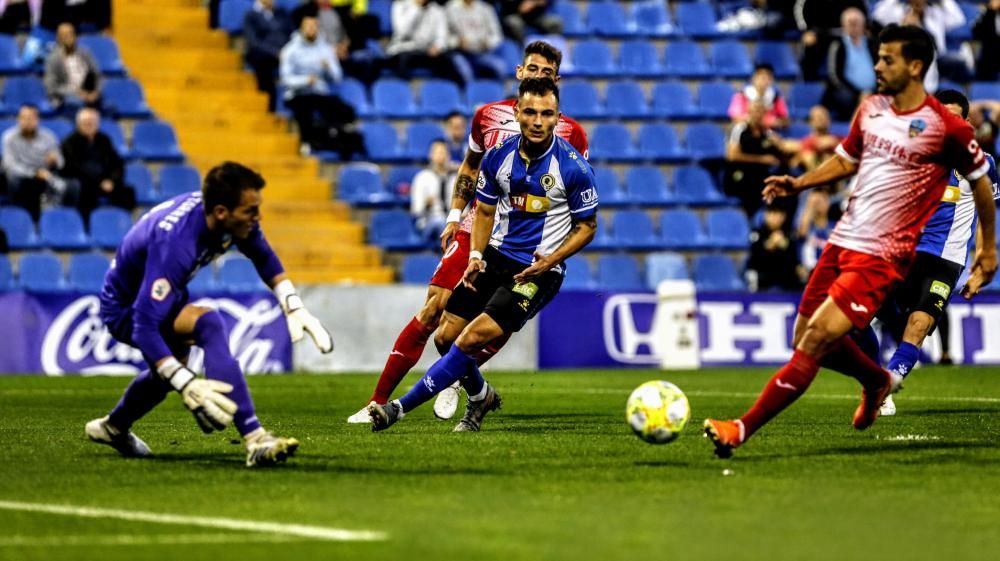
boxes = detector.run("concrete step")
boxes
[268,200,351,221]
[285,266,394,285]
[266,224,365,245]
[269,244,381,268]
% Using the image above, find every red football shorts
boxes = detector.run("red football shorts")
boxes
[798,244,910,329]
[429,230,470,290]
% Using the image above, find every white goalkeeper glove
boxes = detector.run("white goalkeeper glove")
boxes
[157,357,238,433]
[274,279,334,353]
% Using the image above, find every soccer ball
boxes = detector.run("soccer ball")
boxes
[626,380,690,444]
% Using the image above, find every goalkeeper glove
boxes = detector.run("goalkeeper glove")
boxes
[274,279,334,353]
[157,357,238,433]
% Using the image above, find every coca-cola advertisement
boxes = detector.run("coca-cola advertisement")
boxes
[0,292,292,375]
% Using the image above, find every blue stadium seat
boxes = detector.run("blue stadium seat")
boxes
[126,162,159,205]
[369,209,426,250]
[693,254,744,291]
[637,123,687,162]
[0,34,24,74]
[562,256,595,290]
[559,80,605,119]
[664,40,710,78]
[0,206,39,249]
[605,81,648,118]
[404,122,445,160]
[697,81,735,120]
[612,210,659,249]
[788,82,824,120]
[359,121,403,162]
[418,79,465,118]
[102,78,152,118]
[554,1,587,37]
[89,207,132,249]
[587,215,615,250]
[756,41,799,79]
[99,120,130,158]
[372,78,418,118]
[3,76,54,115]
[219,256,267,293]
[78,35,125,76]
[676,2,721,38]
[705,208,750,249]
[40,207,90,250]
[571,40,617,77]
[650,81,696,119]
[339,163,396,206]
[712,40,753,78]
[949,2,980,42]
[41,118,72,140]
[970,82,1000,102]
[338,78,372,118]
[18,252,66,291]
[585,2,632,37]
[784,121,811,139]
[625,166,673,206]
[660,209,706,249]
[594,167,628,208]
[187,266,218,294]
[68,253,110,292]
[0,255,13,291]
[400,254,439,284]
[597,254,644,290]
[494,38,522,77]
[218,0,252,35]
[131,121,184,161]
[589,124,638,162]
[159,164,201,199]
[619,39,665,77]
[368,0,392,36]
[467,79,504,110]
[386,165,420,199]
[630,1,674,38]
[673,165,726,205]
[645,252,689,289]
[685,123,727,160]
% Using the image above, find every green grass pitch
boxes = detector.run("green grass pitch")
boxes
[2,367,999,561]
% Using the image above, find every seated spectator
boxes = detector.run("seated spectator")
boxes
[821,7,877,122]
[793,0,869,81]
[446,0,505,84]
[728,63,789,129]
[329,0,380,52]
[725,100,793,219]
[499,0,561,43]
[279,15,363,159]
[410,139,455,241]
[973,0,1000,81]
[969,100,1000,156]
[60,107,135,222]
[0,0,35,34]
[873,0,968,89]
[443,110,466,166]
[44,22,101,112]
[385,0,464,84]
[2,104,78,221]
[292,0,378,84]
[746,205,803,292]
[797,189,838,275]
[795,105,842,171]
[243,0,293,112]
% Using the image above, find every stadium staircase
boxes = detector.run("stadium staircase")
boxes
[112,0,392,283]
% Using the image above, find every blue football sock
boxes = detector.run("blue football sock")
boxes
[195,311,261,435]
[108,368,171,430]
[850,325,881,367]
[399,344,476,412]
[888,342,921,379]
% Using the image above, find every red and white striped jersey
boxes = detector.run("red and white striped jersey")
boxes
[831,94,989,263]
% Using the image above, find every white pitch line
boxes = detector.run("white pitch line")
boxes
[0,533,299,547]
[528,387,1000,404]
[0,501,386,542]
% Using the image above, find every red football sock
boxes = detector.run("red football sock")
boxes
[370,317,433,404]
[475,332,511,366]
[822,337,890,389]
[739,349,820,439]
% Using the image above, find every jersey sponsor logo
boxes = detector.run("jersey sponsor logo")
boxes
[151,278,171,302]
[941,185,961,202]
[929,280,952,300]
[580,187,598,204]
[511,194,551,213]
[868,112,883,119]
[908,118,927,138]
[512,281,538,300]
[540,173,556,191]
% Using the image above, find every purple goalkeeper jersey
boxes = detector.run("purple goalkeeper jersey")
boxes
[100,192,283,363]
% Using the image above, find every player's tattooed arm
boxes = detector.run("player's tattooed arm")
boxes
[441,148,486,251]
[454,173,476,202]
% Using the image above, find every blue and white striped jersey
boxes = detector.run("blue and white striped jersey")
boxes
[916,153,999,267]
[476,134,598,269]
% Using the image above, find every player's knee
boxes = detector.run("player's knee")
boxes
[416,298,446,328]
[193,309,229,344]
[433,329,455,356]
[906,313,934,338]
[455,329,488,353]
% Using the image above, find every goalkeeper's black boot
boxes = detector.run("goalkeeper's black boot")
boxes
[453,385,502,432]
[368,400,404,432]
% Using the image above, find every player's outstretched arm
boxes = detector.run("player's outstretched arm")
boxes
[762,154,858,203]
[963,174,999,298]
[514,215,597,283]
[271,274,334,353]
[441,148,486,251]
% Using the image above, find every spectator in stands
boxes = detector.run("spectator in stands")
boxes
[499,0,561,43]
[728,63,789,129]
[329,0,380,52]
[2,104,78,221]
[60,0,111,31]
[279,15,363,159]
[973,0,1000,81]
[446,0,505,84]
[969,100,1000,156]
[746,205,803,292]
[0,0,36,33]
[243,0,293,112]
[410,139,455,242]
[292,0,378,84]
[60,107,134,222]
[797,189,837,275]
[725,100,793,219]
[796,105,842,171]
[793,0,869,81]
[44,22,101,112]
[385,0,464,84]
[872,0,968,89]
[821,7,877,121]
[443,110,466,166]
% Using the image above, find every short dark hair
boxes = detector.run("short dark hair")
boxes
[878,24,936,79]
[444,110,464,122]
[753,63,774,75]
[18,103,39,115]
[935,89,970,119]
[518,77,559,103]
[522,41,562,73]
[202,162,265,212]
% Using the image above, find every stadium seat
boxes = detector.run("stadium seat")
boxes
[705,208,751,249]
[372,78,418,118]
[676,2,721,38]
[0,255,13,291]
[755,41,799,79]
[664,40,711,78]
[467,79,504,110]
[645,252,689,289]
[89,207,132,249]
[368,209,426,251]
[562,256,595,290]
[126,162,159,205]
[630,1,674,38]
[685,123,727,160]
[619,39,665,78]
[102,78,153,118]
[68,253,110,292]
[970,82,1000,102]
[650,81,696,119]
[131,121,184,161]
[187,265,218,294]
[219,256,267,293]
[418,79,465,118]
[605,81,648,118]
[3,76,54,115]
[359,121,403,162]
[660,209,707,249]
[218,0,252,35]
[594,167,628,208]
[784,122,811,139]
[693,254,744,291]
[554,1,587,37]
[41,118,72,140]
[159,164,201,199]
[400,254,439,284]
[18,252,66,291]
[559,80,605,119]
[597,254,644,291]
[0,35,24,74]
[386,165,420,200]
[624,165,673,206]
[571,40,617,77]
[637,123,687,162]
[589,124,638,162]
[40,207,90,250]
[0,206,39,249]
[338,163,395,206]
[99,120,130,158]
[788,82,824,120]
[587,215,615,250]
[586,2,632,37]
[403,122,446,160]
[338,78,373,118]
[697,81,735,120]
[673,165,726,205]
[494,38,523,77]
[368,0,392,36]
[78,35,125,76]
[612,210,659,249]
[712,40,753,78]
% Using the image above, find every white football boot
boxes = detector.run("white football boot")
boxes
[879,394,897,417]
[85,416,153,458]
[433,381,462,420]
[347,402,375,424]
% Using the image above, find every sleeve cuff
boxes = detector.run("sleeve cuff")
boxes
[835,144,859,164]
